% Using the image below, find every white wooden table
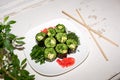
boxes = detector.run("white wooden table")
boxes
[1,0,120,80]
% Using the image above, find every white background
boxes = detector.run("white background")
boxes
[0,0,120,80]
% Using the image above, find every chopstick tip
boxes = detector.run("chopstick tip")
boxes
[61,10,64,13]
[116,44,119,47]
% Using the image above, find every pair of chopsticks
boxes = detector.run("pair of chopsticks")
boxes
[75,9,108,61]
[62,9,119,61]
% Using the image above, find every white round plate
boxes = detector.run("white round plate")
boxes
[24,18,89,77]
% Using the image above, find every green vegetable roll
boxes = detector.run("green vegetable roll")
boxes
[47,27,56,37]
[55,43,68,54]
[66,39,77,51]
[44,48,57,62]
[35,32,46,42]
[55,43,68,58]
[55,24,66,33]
[44,37,56,47]
[55,33,67,43]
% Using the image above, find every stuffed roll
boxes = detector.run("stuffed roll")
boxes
[47,27,56,37]
[55,33,67,43]
[55,43,68,58]
[35,32,46,47]
[44,37,56,47]
[55,24,66,33]
[44,48,57,62]
[66,39,78,53]
[35,32,46,42]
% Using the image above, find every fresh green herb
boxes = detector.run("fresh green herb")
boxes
[0,16,35,80]
[30,45,45,64]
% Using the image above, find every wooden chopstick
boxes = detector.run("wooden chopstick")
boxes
[75,9,108,61]
[90,31,108,61]
[62,11,119,47]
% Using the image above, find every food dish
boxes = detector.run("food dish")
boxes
[24,18,89,76]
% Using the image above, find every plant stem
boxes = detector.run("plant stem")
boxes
[2,68,17,80]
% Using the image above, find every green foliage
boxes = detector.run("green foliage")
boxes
[30,45,45,64]
[0,16,35,80]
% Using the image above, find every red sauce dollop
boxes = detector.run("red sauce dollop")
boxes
[41,28,48,34]
[41,27,54,34]
[56,57,75,68]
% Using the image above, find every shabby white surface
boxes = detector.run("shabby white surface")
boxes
[1,0,120,80]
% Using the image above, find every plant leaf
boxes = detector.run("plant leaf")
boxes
[21,58,27,66]
[4,39,14,53]
[7,20,16,25]
[0,23,4,31]
[5,25,11,34]
[20,70,29,76]
[8,33,16,40]
[22,63,27,69]
[11,55,20,67]
[16,37,25,40]
[4,16,9,23]
[16,41,25,45]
